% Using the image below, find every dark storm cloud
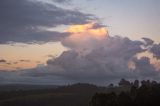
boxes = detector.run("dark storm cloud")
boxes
[0,0,94,44]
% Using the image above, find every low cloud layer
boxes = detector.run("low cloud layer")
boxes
[0,59,6,63]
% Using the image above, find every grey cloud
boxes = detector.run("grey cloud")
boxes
[0,0,94,44]
[150,44,160,59]
[0,59,31,65]
[19,60,31,62]
[92,23,107,29]
[141,38,160,59]
[133,57,158,77]
[13,62,18,64]
[142,37,154,46]
[52,0,71,3]
[0,71,71,85]
[0,30,69,44]
[6,63,11,65]
[0,59,6,63]
[47,54,55,58]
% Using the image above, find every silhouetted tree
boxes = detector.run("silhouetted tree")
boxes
[117,92,132,106]
[108,83,114,88]
[90,79,160,106]
[151,80,158,86]
[130,86,137,100]
[133,80,139,88]
[119,78,131,87]
[89,92,117,106]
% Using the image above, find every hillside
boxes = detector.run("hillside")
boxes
[0,83,130,106]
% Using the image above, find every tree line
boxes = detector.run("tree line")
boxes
[89,79,160,106]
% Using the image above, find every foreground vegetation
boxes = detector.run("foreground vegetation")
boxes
[90,79,160,106]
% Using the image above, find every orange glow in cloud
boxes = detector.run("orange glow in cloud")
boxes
[66,22,108,40]
[128,60,136,70]
[137,51,160,71]
[63,22,108,56]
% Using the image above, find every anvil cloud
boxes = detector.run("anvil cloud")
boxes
[0,0,94,44]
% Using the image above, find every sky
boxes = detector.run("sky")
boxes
[72,0,160,42]
[0,0,160,85]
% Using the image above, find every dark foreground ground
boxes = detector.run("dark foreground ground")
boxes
[0,79,160,106]
[0,83,130,106]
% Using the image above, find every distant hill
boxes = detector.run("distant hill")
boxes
[0,84,58,91]
[0,79,159,106]
[0,83,104,106]
[0,82,132,106]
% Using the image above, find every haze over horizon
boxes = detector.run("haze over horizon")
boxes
[0,0,160,85]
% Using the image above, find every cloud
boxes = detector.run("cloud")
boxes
[0,59,31,65]
[19,60,31,62]
[62,22,108,55]
[0,0,94,44]
[46,54,55,58]
[132,57,158,77]
[52,0,71,4]
[0,71,71,85]
[150,44,160,59]
[0,31,69,44]
[142,37,154,46]
[0,59,6,63]
[46,36,145,81]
